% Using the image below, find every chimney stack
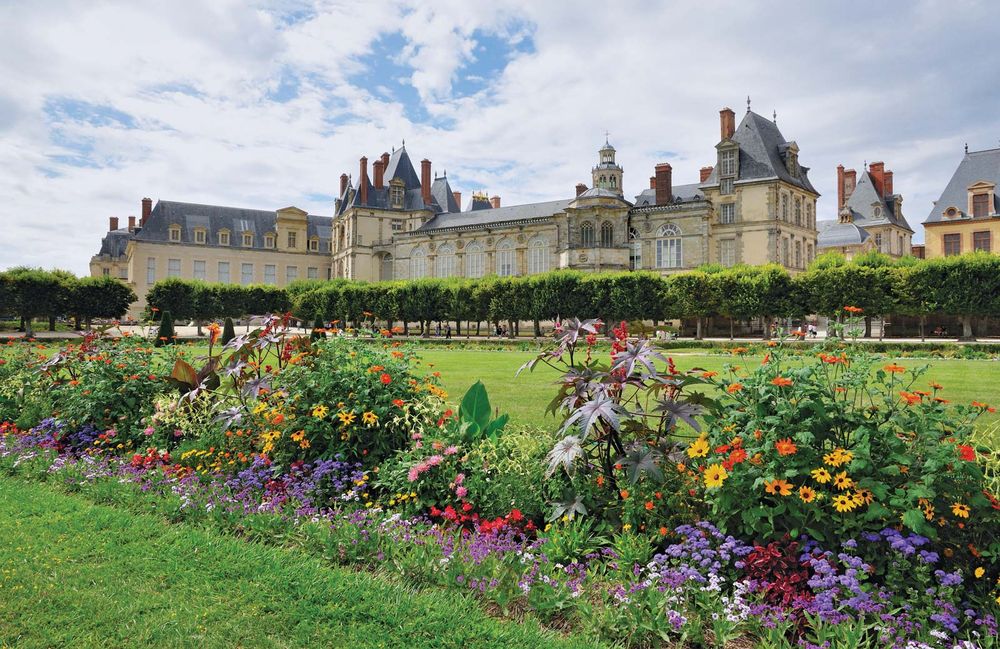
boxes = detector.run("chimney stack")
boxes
[654,163,673,206]
[575,183,587,196]
[373,159,385,189]
[649,176,656,190]
[490,195,501,209]
[420,159,432,206]
[381,151,390,171]
[452,191,462,211]
[128,216,136,231]
[339,173,349,196]
[359,156,369,205]
[700,166,714,183]
[844,169,857,202]
[883,170,893,197]
[719,107,736,140]
[109,216,119,231]
[837,164,845,210]
[141,197,152,225]
[868,161,885,197]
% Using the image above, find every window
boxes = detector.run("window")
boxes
[973,231,991,252]
[781,238,789,266]
[307,267,318,280]
[194,229,206,244]
[391,219,403,232]
[580,222,595,247]
[973,193,989,218]
[264,264,276,284]
[241,263,253,285]
[874,233,883,251]
[146,258,156,285]
[168,258,181,278]
[264,234,275,249]
[435,244,455,278]
[807,203,814,228]
[379,254,393,281]
[898,235,904,254]
[390,184,404,208]
[286,266,298,283]
[943,233,961,256]
[287,232,297,249]
[600,221,614,247]
[102,267,109,276]
[655,223,682,268]
[465,242,484,278]
[119,268,128,279]
[309,238,319,252]
[325,240,332,252]
[794,197,801,226]
[720,149,737,175]
[807,243,814,262]
[193,260,206,280]
[781,194,788,221]
[720,203,736,224]
[628,228,641,270]
[794,241,802,268]
[219,231,230,246]
[720,178,734,195]
[242,232,253,247]
[720,239,736,267]
[169,226,181,242]
[410,247,426,279]
[528,238,549,274]
[496,240,516,276]
[218,262,230,284]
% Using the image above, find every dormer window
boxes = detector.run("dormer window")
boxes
[194,228,206,244]
[264,234,276,249]
[287,231,297,249]
[169,225,181,242]
[720,149,737,176]
[973,193,989,218]
[309,237,319,252]
[390,180,405,209]
[873,206,882,218]
[944,206,959,219]
[242,232,253,247]
[219,230,230,246]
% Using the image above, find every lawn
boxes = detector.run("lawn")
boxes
[0,477,599,649]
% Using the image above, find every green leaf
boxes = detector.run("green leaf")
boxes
[458,380,491,432]
[901,508,928,534]
[169,359,198,389]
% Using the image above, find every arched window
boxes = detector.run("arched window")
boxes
[655,223,682,269]
[580,221,595,247]
[610,175,617,188]
[600,221,614,247]
[379,253,394,281]
[435,244,455,278]
[409,247,426,279]
[496,240,516,276]
[628,227,642,270]
[528,238,549,274]
[465,242,485,278]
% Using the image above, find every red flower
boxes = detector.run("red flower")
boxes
[509,509,523,522]
[392,399,405,407]
[957,445,976,462]
[380,373,392,385]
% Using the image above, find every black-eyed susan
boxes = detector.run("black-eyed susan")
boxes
[811,467,832,484]
[703,463,729,489]
[798,485,817,503]
[832,471,854,491]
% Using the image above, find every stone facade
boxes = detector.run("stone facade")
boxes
[922,147,1000,258]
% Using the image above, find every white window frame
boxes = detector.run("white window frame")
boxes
[167,258,181,278]
[146,257,156,285]
[410,247,426,279]
[307,267,318,280]
[241,263,254,285]
[193,259,206,280]
[264,264,276,285]
[496,240,516,276]
[720,203,736,224]
[465,243,484,279]
[655,224,682,269]
[528,238,549,274]
[720,239,736,267]
[218,261,230,284]
[435,244,455,278]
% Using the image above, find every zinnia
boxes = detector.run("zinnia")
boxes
[771,377,793,387]
[764,479,793,496]
[957,445,976,462]
[775,438,797,456]
[380,373,392,385]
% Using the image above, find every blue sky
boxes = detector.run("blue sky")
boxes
[1,0,999,274]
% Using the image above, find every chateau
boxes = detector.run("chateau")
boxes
[92,105,822,315]
[921,146,1000,256]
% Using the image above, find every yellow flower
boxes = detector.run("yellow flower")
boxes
[252,401,268,415]
[622,523,632,532]
[798,486,817,503]
[687,434,710,459]
[832,471,854,491]
[951,503,970,519]
[832,494,857,513]
[311,404,329,419]
[974,567,985,579]
[703,463,729,489]
[337,411,357,427]
[362,411,378,426]
[823,448,853,467]
[811,468,832,484]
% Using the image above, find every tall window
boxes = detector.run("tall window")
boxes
[241,263,254,285]
[102,267,110,276]
[307,267,318,280]
[807,243,814,262]
[193,260,206,280]
[390,184,404,208]
[720,203,736,224]
[379,254,394,281]
[410,247,426,279]
[218,261,230,284]
[287,232,297,249]
[146,257,156,285]
[781,194,788,221]
[465,242,484,278]
[628,228,641,270]
[898,235,904,254]
[168,258,181,278]
[874,233,883,251]
[807,204,814,228]
[794,241,802,268]
[285,266,297,283]
[194,229,206,244]
[720,239,736,267]
[580,222,595,247]
[600,221,614,247]
[435,244,455,278]
[219,231,230,246]
[973,193,989,218]
[528,238,549,274]
[943,233,961,256]
[973,231,991,252]
[264,264,276,285]
[496,240,516,276]
[720,149,737,175]
[781,238,789,266]
[655,223,682,268]
[720,178,734,195]
[794,197,801,226]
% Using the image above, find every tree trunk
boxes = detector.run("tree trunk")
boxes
[48,315,56,332]
[197,321,203,337]
[403,321,409,336]
[919,315,926,342]
[961,315,975,341]
[762,316,771,341]
[85,317,92,330]
[729,318,734,341]
[534,319,541,337]
[74,315,82,330]
[23,318,32,337]
[695,317,703,340]
[476,321,481,337]
[878,317,884,341]
[864,316,872,338]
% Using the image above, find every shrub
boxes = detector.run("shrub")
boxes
[221,317,236,346]
[310,315,325,341]
[155,310,175,346]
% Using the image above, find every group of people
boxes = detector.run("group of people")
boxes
[433,322,453,339]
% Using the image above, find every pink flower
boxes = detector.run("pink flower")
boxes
[431,440,444,450]
[455,486,468,498]
[144,426,155,437]
[454,473,465,485]
[444,445,458,456]
[427,455,443,466]
[411,432,423,440]
[414,441,423,449]
[407,467,420,482]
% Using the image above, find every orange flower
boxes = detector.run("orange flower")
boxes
[764,479,793,496]
[844,306,863,314]
[731,347,748,355]
[775,438,797,456]
[644,501,655,511]
[929,382,943,390]
[957,445,976,462]
[701,371,718,378]
[883,364,906,374]
[659,526,668,536]
[771,377,793,387]
[619,489,630,500]
[596,475,605,487]
[380,373,392,385]
[727,382,743,393]
[899,391,922,406]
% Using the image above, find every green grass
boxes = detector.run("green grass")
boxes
[0,478,599,649]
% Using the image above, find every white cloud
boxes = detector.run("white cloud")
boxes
[1,0,998,274]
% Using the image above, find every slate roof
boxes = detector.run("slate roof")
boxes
[923,148,1000,224]
[576,187,630,202]
[632,183,706,207]
[133,200,332,250]
[466,194,493,211]
[702,111,818,194]
[842,170,913,232]
[817,220,869,248]
[95,229,131,258]
[417,199,573,232]
[336,145,461,216]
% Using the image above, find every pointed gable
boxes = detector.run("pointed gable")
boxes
[430,176,460,213]
[718,111,818,194]
[384,146,422,191]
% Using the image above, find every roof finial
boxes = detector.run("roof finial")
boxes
[604,129,610,145]
[965,142,969,154]
[402,138,405,147]
[746,96,751,113]
[863,160,867,169]
[773,109,777,125]
[443,169,447,177]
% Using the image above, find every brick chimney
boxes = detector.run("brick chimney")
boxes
[649,176,656,190]
[868,161,885,197]
[576,183,587,196]
[109,216,119,231]
[837,164,845,210]
[720,107,736,140]
[141,197,152,225]
[883,170,893,197]
[420,159,432,207]
[359,156,369,205]
[373,159,384,189]
[655,163,673,206]
[339,173,349,196]
[128,216,136,231]
[452,191,462,211]
[700,166,714,183]
[844,169,857,202]
[381,151,390,171]
[490,195,501,209]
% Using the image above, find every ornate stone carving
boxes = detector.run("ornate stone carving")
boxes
[428,242,436,252]
[516,233,526,244]
[578,254,588,263]
[644,222,652,233]
[486,237,494,246]
[456,240,465,250]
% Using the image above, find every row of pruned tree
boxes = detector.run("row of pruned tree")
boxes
[0,268,136,335]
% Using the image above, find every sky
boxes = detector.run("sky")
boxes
[2,0,999,275]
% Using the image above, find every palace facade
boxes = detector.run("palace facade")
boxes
[921,146,1000,257]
